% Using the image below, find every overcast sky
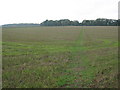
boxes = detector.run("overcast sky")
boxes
[0,0,119,25]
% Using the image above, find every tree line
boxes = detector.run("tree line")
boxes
[40,18,118,26]
[2,18,119,27]
[2,23,40,27]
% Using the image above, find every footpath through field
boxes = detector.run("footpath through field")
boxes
[62,26,118,88]
[61,28,86,88]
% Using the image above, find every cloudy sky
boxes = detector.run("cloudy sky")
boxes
[0,0,119,25]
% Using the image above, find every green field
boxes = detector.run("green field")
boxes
[2,26,118,88]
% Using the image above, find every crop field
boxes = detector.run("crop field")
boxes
[2,26,118,88]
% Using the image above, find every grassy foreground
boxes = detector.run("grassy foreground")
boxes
[2,26,118,88]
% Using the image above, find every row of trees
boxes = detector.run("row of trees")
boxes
[82,18,118,26]
[2,23,40,27]
[40,19,80,26]
[40,18,118,26]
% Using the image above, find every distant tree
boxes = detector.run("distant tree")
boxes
[72,20,80,26]
[82,20,92,26]
[95,18,107,26]
[60,19,71,26]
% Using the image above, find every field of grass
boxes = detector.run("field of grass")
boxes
[2,26,118,88]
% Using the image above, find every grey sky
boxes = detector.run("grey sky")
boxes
[0,0,119,25]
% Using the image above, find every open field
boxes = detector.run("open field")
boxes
[2,26,118,88]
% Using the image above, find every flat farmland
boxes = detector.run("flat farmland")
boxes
[2,26,118,88]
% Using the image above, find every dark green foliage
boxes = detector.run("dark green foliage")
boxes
[40,19,80,26]
[2,18,118,27]
[41,18,118,26]
[82,18,118,26]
